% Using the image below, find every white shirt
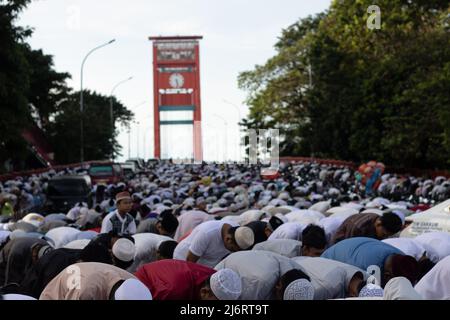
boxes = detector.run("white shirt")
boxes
[268,222,305,241]
[382,238,426,261]
[292,257,368,300]
[215,250,304,300]
[174,210,214,241]
[319,216,347,243]
[45,227,81,249]
[415,255,450,300]
[101,210,137,235]
[173,220,238,267]
[128,233,172,273]
[252,239,302,258]
[414,232,450,263]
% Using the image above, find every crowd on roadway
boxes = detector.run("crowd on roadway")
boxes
[0,160,449,300]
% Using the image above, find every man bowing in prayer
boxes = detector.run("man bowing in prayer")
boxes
[135,260,241,300]
[40,262,152,300]
[322,237,419,287]
[331,212,402,245]
[173,220,255,268]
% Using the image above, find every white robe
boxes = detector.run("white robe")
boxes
[268,222,305,241]
[415,255,450,300]
[253,239,302,258]
[292,256,368,300]
[414,232,450,263]
[382,238,425,261]
[215,250,305,300]
[128,233,172,273]
[383,277,423,300]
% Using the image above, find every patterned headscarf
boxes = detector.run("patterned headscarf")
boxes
[359,283,384,297]
[283,279,315,300]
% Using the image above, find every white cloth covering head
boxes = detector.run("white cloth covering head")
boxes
[112,238,136,262]
[359,283,384,297]
[114,279,152,300]
[210,268,242,300]
[383,277,423,300]
[234,226,255,250]
[283,279,314,300]
[22,213,45,227]
[414,255,450,300]
[2,294,37,300]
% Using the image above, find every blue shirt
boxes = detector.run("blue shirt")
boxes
[321,237,403,271]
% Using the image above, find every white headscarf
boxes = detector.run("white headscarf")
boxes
[383,277,423,300]
[415,256,450,300]
[283,279,314,300]
[114,279,152,300]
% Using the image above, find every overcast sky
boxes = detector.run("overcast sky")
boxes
[18,0,331,162]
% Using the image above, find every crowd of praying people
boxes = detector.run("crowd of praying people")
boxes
[0,160,449,300]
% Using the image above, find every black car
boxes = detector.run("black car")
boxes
[44,175,92,213]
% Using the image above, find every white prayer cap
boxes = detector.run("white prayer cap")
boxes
[183,197,195,207]
[112,238,136,262]
[283,279,314,300]
[114,279,152,300]
[22,213,45,227]
[2,294,37,300]
[153,204,169,214]
[309,200,331,213]
[234,226,254,250]
[359,283,384,297]
[278,192,290,201]
[210,269,242,300]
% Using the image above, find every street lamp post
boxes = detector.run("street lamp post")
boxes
[143,125,154,160]
[222,99,243,162]
[127,125,131,159]
[136,121,140,158]
[80,39,115,163]
[127,101,147,160]
[110,76,133,160]
[212,114,228,162]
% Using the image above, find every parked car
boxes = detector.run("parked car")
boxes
[44,175,92,213]
[120,162,137,179]
[126,158,145,170]
[88,162,123,185]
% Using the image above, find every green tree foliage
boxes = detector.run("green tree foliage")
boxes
[23,46,71,131]
[0,0,32,169]
[48,90,133,164]
[0,0,134,171]
[239,0,450,169]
